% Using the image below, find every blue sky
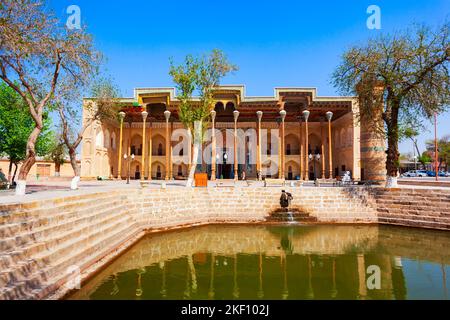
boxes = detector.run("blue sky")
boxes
[48,0,449,154]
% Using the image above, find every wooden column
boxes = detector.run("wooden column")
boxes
[164,110,171,181]
[141,111,148,180]
[320,118,326,179]
[303,110,310,181]
[280,110,286,179]
[170,121,174,179]
[148,120,153,181]
[278,123,282,179]
[257,111,263,181]
[326,112,334,179]
[211,111,217,181]
[233,110,240,181]
[117,112,125,178]
[127,118,132,181]
[299,118,303,180]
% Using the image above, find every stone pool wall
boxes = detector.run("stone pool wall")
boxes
[137,186,379,228]
[0,185,449,300]
[372,188,450,230]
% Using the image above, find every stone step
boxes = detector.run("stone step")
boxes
[0,192,119,218]
[0,193,123,226]
[0,204,130,273]
[0,199,126,253]
[266,209,318,223]
[0,213,135,299]
[0,200,127,256]
[377,213,450,223]
[378,217,450,230]
[28,221,139,300]
[0,199,115,238]
[0,217,137,300]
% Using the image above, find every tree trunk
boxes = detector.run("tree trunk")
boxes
[16,126,41,195]
[55,162,61,177]
[385,102,400,188]
[68,148,80,190]
[186,124,202,188]
[413,140,421,161]
[186,143,199,188]
[8,160,13,184]
[12,163,18,184]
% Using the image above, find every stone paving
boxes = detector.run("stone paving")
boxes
[1,178,449,205]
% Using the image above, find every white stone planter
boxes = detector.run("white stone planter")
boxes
[385,176,398,188]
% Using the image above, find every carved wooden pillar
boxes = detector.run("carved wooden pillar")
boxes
[117,112,125,178]
[164,110,171,181]
[299,118,303,180]
[257,111,263,181]
[320,118,326,179]
[233,110,240,181]
[303,110,310,181]
[141,111,148,180]
[326,111,334,179]
[280,110,286,179]
[211,111,217,181]
[148,120,153,181]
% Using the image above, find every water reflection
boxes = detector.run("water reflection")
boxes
[68,225,450,300]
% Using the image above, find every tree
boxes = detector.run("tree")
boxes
[169,49,238,187]
[419,151,432,168]
[400,125,430,168]
[0,81,53,184]
[57,77,120,189]
[332,23,449,187]
[401,126,421,157]
[0,0,100,195]
[426,135,450,171]
[47,135,67,177]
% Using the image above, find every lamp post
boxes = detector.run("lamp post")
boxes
[216,153,220,180]
[141,111,148,180]
[326,111,334,179]
[280,110,287,180]
[434,112,439,182]
[303,110,310,181]
[223,152,228,179]
[211,110,217,181]
[118,111,126,179]
[309,153,321,181]
[164,110,171,181]
[233,110,240,181]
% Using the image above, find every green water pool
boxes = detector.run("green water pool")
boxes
[67,224,450,300]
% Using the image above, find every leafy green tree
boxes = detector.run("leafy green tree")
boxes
[0,81,53,183]
[169,49,238,187]
[332,23,449,187]
[426,135,450,171]
[46,135,67,177]
[0,0,100,195]
[401,126,421,156]
[419,152,432,167]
